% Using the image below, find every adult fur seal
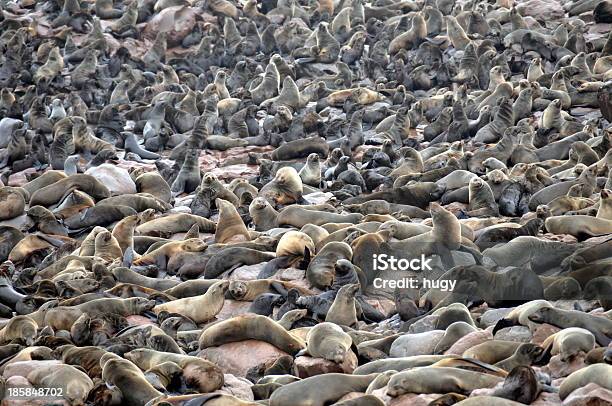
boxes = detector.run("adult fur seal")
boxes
[386,366,503,396]
[198,314,305,355]
[559,364,612,399]
[269,373,379,406]
[529,306,611,346]
[101,354,163,405]
[30,174,110,206]
[153,280,229,324]
[299,321,352,363]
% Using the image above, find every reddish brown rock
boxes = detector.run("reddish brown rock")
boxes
[198,340,290,377]
[389,393,445,405]
[336,392,369,402]
[531,391,562,405]
[214,300,252,320]
[541,233,578,243]
[293,351,358,378]
[531,324,562,345]
[563,383,612,406]
[218,374,255,401]
[366,299,396,317]
[446,328,492,355]
[126,315,155,326]
[543,354,588,379]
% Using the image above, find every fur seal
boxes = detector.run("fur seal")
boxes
[30,174,110,207]
[153,280,228,323]
[300,321,352,363]
[386,366,503,396]
[529,307,611,346]
[198,314,305,355]
[559,364,612,399]
[269,373,379,406]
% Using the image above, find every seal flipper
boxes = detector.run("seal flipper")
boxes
[457,244,484,265]
[123,247,134,267]
[297,247,312,269]
[270,281,289,297]
[257,256,294,279]
[492,317,518,336]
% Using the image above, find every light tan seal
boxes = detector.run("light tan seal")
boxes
[269,373,380,406]
[559,363,612,399]
[215,198,251,243]
[124,348,224,393]
[386,366,503,396]
[29,174,111,206]
[153,280,229,324]
[101,353,163,405]
[300,321,353,363]
[325,283,359,326]
[198,314,305,355]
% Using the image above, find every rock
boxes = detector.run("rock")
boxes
[479,308,512,327]
[494,326,532,342]
[563,383,612,406]
[366,299,396,318]
[408,315,439,333]
[541,233,578,243]
[544,353,588,379]
[85,163,136,195]
[294,352,358,377]
[389,393,445,405]
[198,340,290,377]
[219,374,255,401]
[532,324,562,345]
[531,391,562,405]
[230,264,264,280]
[389,331,445,357]
[303,192,334,205]
[446,328,493,355]
[126,315,155,326]
[336,392,369,402]
[276,267,307,282]
[214,300,252,320]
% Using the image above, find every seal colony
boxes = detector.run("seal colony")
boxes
[0,0,611,404]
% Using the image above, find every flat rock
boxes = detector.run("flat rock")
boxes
[532,324,562,345]
[85,163,136,195]
[389,330,445,357]
[218,374,255,401]
[198,340,290,377]
[294,352,358,378]
[494,326,532,342]
[389,393,446,405]
[479,308,512,327]
[544,354,588,379]
[446,328,493,355]
[408,315,439,333]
